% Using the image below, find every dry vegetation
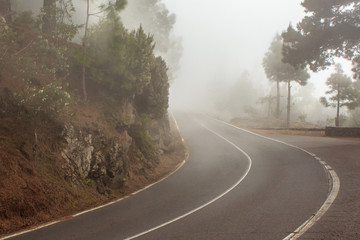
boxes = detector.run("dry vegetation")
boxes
[0,108,186,235]
[230,117,325,137]
[0,17,186,236]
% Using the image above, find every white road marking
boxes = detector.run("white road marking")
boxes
[130,159,187,196]
[3,114,338,240]
[1,158,187,240]
[124,122,253,240]
[1,112,188,240]
[283,168,340,240]
[214,118,340,240]
[0,221,61,240]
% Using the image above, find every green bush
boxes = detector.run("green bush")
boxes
[87,15,155,100]
[135,57,169,118]
[16,81,71,118]
[131,114,154,159]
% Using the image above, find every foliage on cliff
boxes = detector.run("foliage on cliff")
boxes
[86,13,169,113]
[0,0,178,235]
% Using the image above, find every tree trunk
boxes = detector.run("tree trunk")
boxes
[276,79,280,118]
[336,88,340,127]
[286,79,291,128]
[42,0,56,34]
[81,0,90,102]
[0,0,11,22]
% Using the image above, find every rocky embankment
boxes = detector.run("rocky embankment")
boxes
[0,93,185,235]
[60,115,177,195]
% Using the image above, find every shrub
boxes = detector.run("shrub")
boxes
[16,81,71,118]
[131,114,154,159]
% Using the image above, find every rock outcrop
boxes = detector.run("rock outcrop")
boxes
[60,113,173,194]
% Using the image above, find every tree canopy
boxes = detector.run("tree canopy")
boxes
[0,0,11,22]
[263,34,310,121]
[121,0,182,80]
[87,13,169,118]
[282,0,360,77]
[263,34,310,84]
[0,0,170,119]
[88,18,153,98]
[320,64,358,126]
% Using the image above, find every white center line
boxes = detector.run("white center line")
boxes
[124,122,253,240]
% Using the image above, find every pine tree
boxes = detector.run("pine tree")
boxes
[42,0,56,34]
[320,64,358,126]
[263,34,310,126]
[0,0,11,22]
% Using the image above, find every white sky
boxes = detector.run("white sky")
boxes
[162,0,353,109]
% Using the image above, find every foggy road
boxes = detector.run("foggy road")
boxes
[6,112,330,240]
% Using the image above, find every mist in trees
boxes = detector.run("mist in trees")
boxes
[262,34,283,118]
[200,71,266,121]
[263,34,310,127]
[0,0,11,22]
[0,0,174,119]
[282,0,360,76]
[121,0,182,81]
[278,0,360,127]
[67,0,182,101]
[2,0,360,128]
[320,64,358,126]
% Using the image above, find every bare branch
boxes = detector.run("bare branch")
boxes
[14,39,35,56]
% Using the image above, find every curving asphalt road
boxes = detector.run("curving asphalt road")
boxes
[261,134,360,239]
[6,112,330,240]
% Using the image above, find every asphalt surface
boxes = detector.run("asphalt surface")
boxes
[7,112,330,240]
[263,134,360,239]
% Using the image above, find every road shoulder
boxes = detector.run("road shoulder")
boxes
[257,133,360,239]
